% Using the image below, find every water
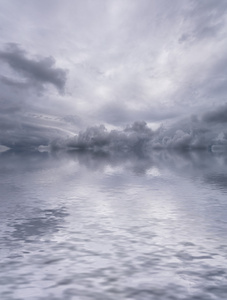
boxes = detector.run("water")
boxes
[0,150,227,300]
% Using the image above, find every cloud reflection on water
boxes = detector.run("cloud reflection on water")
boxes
[1,148,227,188]
[0,149,227,300]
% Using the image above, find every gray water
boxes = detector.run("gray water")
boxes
[0,150,227,300]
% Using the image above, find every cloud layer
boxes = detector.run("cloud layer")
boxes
[50,115,227,153]
[0,0,227,150]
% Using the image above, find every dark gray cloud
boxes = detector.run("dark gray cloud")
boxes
[0,44,71,149]
[203,105,227,123]
[0,44,67,93]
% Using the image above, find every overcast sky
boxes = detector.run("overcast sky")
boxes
[0,0,227,148]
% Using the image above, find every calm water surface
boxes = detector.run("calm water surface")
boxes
[0,150,227,300]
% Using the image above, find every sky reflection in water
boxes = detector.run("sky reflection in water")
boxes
[0,150,227,300]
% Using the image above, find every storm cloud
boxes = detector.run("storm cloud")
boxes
[0,0,227,151]
[203,105,227,123]
[0,44,67,93]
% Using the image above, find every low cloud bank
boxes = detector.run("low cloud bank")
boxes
[1,105,227,152]
[50,114,227,152]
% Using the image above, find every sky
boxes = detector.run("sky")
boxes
[0,0,227,150]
